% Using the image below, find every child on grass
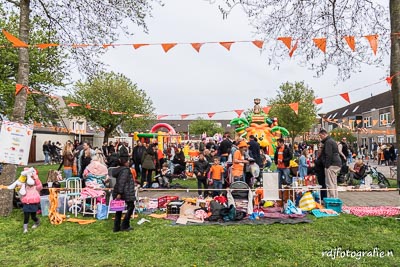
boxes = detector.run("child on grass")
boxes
[209,157,225,197]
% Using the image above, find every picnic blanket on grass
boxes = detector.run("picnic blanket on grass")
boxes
[342,206,400,217]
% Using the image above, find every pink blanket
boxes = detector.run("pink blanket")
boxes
[85,161,108,176]
[342,206,400,217]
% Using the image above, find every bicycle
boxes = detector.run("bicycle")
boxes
[365,163,390,188]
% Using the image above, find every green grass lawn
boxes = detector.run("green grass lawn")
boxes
[3,165,397,266]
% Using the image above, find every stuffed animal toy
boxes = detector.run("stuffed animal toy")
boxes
[0,167,38,196]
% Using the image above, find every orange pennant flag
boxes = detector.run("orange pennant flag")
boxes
[102,44,113,49]
[277,37,292,50]
[312,38,326,53]
[133,44,149,49]
[252,40,264,49]
[386,76,392,86]
[191,43,204,52]
[340,92,351,103]
[289,40,298,58]
[161,43,177,53]
[181,114,189,119]
[234,110,244,117]
[364,34,378,55]
[219,42,234,51]
[36,43,59,49]
[67,103,81,107]
[157,115,168,120]
[344,36,355,52]
[207,112,216,118]
[262,106,271,114]
[2,29,28,47]
[15,84,26,95]
[314,98,323,105]
[289,102,299,115]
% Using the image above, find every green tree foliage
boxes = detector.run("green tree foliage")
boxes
[0,5,68,123]
[189,118,224,137]
[267,81,318,144]
[66,72,155,142]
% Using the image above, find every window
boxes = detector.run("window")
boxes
[353,106,359,112]
[379,112,391,126]
[387,135,395,144]
[364,117,372,128]
[377,136,385,143]
[342,109,348,116]
[332,112,338,119]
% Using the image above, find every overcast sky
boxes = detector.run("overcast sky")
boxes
[95,0,390,120]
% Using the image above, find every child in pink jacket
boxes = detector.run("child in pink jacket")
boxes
[20,170,43,234]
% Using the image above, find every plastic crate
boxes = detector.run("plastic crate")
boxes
[323,198,343,213]
[311,209,339,218]
[167,200,185,215]
[158,196,179,208]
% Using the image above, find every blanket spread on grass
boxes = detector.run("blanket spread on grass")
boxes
[342,206,400,217]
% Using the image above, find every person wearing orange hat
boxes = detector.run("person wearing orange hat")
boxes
[231,140,249,182]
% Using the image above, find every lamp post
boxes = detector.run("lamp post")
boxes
[187,124,190,140]
[77,120,84,143]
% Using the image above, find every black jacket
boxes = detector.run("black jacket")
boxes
[194,159,210,177]
[248,139,262,166]
[218,139,232,155]
[112,166,136,202]
[274,145,292,168]
[132,145,145,164]
[321,136,342,168]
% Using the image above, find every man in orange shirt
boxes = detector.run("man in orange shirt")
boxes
[232,141,249,182]
[210,157,225,196]
[274,138,292,188]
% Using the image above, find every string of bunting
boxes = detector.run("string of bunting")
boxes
[0,29,395,56]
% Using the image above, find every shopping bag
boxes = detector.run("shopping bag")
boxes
[96,203,108,220]
[299,192,316,211]
[109,199,126,211]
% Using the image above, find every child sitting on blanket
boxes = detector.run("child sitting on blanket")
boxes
[155,163,172,188]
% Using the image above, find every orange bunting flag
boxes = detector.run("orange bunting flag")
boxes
[181,114,189,119]
[364,34,378,55]
[102,44,113,49]
[36,43,59,49]
[133,44,149,49]
[289,40,298,58]
[312,38,326,53]
[234,109,244,117]
[157,115,168,120]
[340,92,351,103]
[289,102,299,115]
[252,40,264,49]
[161,43,177,53]
[262,106,271,114]
[314,98,323,105]
[67,103,81,107]
[344,36,355,52]
[2,29,28,47]
[386,76,392,86]
[207,112,216,118]
[191,43,204,52]
[15,84,26,95]
[219,42,234,51]
[277,37,292,50]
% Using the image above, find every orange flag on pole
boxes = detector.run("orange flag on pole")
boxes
[219,42,234,51]
[2,29,28,47]
[191,43,204,52]
[344,36,355,52]
[161,43,177,53]
[277,37,292,50]
[252,40,264,49]
[314,98,323,105]
[289,102,299,115]
[340,92,351,103]
[133,44,149,49]
[312,38,327,53]
[364,34,378,55]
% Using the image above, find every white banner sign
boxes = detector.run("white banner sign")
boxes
[0,121,33,165]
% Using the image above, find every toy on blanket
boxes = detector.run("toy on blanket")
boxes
[0,167,39,196]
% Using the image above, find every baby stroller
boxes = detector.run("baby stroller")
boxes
[229,181,253,214]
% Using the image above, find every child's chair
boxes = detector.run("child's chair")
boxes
[63,177,82,217]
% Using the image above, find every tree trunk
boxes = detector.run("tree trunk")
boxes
[103,127,113,143]
[0,0,30,216]
[389,0,400,192]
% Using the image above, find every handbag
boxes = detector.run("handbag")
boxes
[109,199,126,211]
[96,203,108,220]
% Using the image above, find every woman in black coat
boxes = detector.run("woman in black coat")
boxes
[314,143,327,201]
[112,158,136,232]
